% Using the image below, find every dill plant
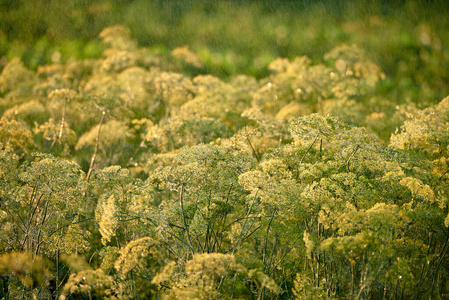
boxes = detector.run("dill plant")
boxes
[0,24,448,299]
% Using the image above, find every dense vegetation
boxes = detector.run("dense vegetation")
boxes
[2,0,449,104]
[1,1,449,299]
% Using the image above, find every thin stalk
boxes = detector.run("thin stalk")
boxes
[232,190,259,255]
[122,214,192,258]
[55,247,59,299]
[247,136,260,163]
[224,216,259,230]
[296,132,320,181]
[346,145,360,172]
[300,132,320,164]
[266,236,278,276]
[59,98,67,140]
[213,184,234,251]
[429,237,449,295]
[271,238,300,271]
[169,136,176,152]
[180,184,195,256]
[230,273,238,299]
[219,191,259,292]
[351,263,355,299]
[35,200,49,255]
[165,226,193,254]
[438,168,449,180]
[163,242,184,261]
[319,138,323,158]
[52,97,67,148]
[25,186,38,228]
[259,219,276,300]
[86,110,106,182]
[116,234,121,250]
[204,189,213,252]
[21,191,44,251]
[43,217,94,241]
[240,225,261,243]
[263,211,276,273]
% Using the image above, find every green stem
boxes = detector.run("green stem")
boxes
[247,136,260,163]
[180,184,195,256]
[438,168,449,180]
[86,110,106,182]
[296,132,320,181]
[232,190,259,255]
[346,144,360,172]
[263,210,276,273]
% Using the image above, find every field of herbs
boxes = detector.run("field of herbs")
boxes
[1,1,449,299]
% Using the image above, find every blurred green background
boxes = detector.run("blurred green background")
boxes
[1,0,449,104]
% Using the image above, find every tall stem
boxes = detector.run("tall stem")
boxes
[219,191,259,292]
[438,168,449,180]
[346,144,360,172]
[180,184,195,256]
[59,98,67,140]
[263,210,276,273]
[86,110,105,181]
[232,190,259,255]
[296,132,320,181]
[247,136,260,163]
